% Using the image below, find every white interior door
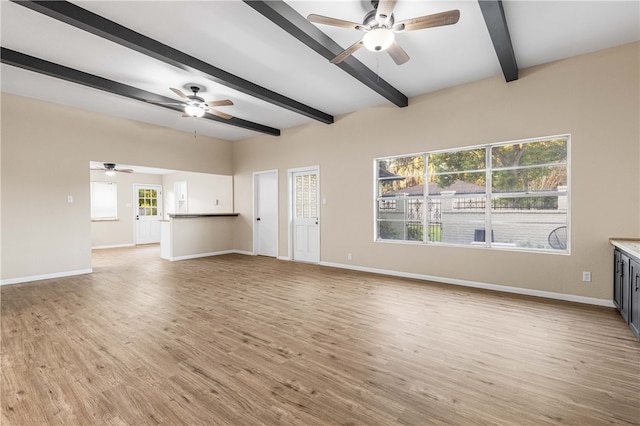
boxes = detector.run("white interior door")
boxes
[135,184,162,245]
[254,170,278,257]
[292,169,319,263]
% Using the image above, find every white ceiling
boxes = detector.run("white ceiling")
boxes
[2,1,638,142]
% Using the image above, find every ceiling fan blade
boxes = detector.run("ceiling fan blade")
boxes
[114,169,134,173]
[90,167,106,171]
[393,9,460,32]
[330,39,364,64]
[376,0,397,24]
[146,100,185,106]
[181,113,193,118]
[307,14,365,30]
[206,99,233,107]
[387,40,410,65]
[170,87,188,99]
[206,109,233,120]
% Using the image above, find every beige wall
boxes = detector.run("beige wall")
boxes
[162,171,233,217]
[169,216,235,259]
[2,43,638,301]
[1,94,232,281]
[233,42,640,302]
[90,170,163,248]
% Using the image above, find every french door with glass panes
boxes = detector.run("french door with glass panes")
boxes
[135,184,162,245]
[291,169,319,263]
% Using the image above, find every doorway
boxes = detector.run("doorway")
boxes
[289,167,320,263]
[135,184,162,245]
[254,170,278,257]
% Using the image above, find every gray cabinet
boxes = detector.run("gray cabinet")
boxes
[613,247,640,339]
[614,249,623,309]
[630,257,640,338]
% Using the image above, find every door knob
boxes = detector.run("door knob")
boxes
[257,217,261,221]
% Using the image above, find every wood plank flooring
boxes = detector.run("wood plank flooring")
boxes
[2,245,639,425]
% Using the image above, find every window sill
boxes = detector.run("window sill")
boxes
[91,218,119,222]
[374,238,569,255]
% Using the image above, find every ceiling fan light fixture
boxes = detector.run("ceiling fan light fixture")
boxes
[363,28,395,52]
[185,104,205,118]
[105,170,116,177]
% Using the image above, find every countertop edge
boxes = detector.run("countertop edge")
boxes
[610,238,640,260]
[169,213,239,218]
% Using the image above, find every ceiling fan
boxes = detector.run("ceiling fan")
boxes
[91,163,133,176]
[146,86,234,119]
[307,0,460,65]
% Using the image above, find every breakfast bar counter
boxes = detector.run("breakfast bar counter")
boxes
[161,213,239,261]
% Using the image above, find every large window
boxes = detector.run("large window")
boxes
[375,136,569,252]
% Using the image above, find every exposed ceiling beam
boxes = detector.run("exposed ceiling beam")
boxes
[0,48,281,136]
[478,0,518,82]
[244,0,409,108]
[11,0,333,125]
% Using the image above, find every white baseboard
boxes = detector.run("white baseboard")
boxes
[1,269,93,286]
[91,243,136,250]
[319,261,614,308]
[233,250,255,256]
[277,256,291,261]
[168,250,237,261]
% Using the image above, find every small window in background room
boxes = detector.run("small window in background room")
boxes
[91,181,117,220]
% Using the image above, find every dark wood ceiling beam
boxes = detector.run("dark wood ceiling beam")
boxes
[10,0,333,124]
[478,0,518,82]
[244,0,408,108]
[0,48,281,136]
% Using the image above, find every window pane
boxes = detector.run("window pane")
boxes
[377,198,424,242]
[378,199,398,217]
[427,199,442,242]
[428,148,485,174]
[91,182,117,219]
[377,220,423,241]
[378,177,424,197]
[492,165,567,193]
[379,155,424,178]
[491,196,567,250]
[438,197,486,245]
[492,138,567,168]
[428,172,486,195]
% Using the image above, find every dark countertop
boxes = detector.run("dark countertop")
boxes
[169,213,239,218]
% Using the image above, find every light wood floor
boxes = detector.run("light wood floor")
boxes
[2,246,639,425]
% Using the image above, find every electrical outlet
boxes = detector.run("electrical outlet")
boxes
[347,253,352,261]
[582,271,592,282]
[67,195,73,203]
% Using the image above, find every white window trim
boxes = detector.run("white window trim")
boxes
[374,134,571,254]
